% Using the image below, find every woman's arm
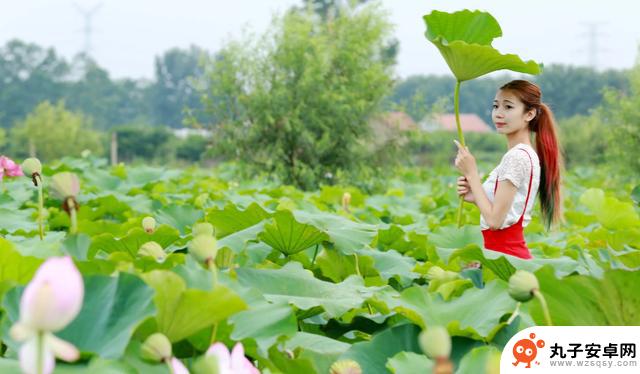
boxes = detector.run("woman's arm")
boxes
[465,174,517,230]
[454,140,518,230]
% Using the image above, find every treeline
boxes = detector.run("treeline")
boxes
[1,38,632,133]
[1,0,638,189]
[385,66,630,125]
[0,39,206,130]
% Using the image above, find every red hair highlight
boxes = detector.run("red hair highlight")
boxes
[500,80,563,229]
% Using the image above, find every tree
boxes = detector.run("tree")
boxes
[386,65,629,125]
[598,60,640,174]
[65,59,149,129]
[111,125,174,162]
[196,4,395,189]
[297,0,370,21]
[0,40,69,128]
[150,46,208,128]
[9,101,103,161]
[532,64,628,119]
[558,114,607,168]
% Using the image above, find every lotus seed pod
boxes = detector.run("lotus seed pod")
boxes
[330,359,362,374]
[419,326,451,359]
[50,172,80,199]
[508,270,539,302]
[192,355,220,374]
[21,158,42,176]
[140,333,172,362]
[138,241,166,262]
[426,266,459,282]
[142,216,156,233]
[192,222,214,237]
[189,235,218,264]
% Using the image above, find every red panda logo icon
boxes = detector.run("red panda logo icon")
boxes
[513,333,545,368]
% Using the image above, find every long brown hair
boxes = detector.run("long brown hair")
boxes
[500,80,563,229]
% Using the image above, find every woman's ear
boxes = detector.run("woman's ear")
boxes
[525,108,536,122]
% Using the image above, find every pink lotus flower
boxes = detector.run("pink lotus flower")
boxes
[0,155,24,180]
[20,256,84,332]
[207,342,260,374]
[10,256,84,374]
[169,357,190,374]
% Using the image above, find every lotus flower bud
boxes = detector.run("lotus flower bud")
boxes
[330,359,362,374]
[508,270,539,302]
[139,241,166,262]
[192,222,214,237]
[189,235,218,264]
[206,342,259,374]
[19,336,55,374]
[19,257,84,332]
[140,333,172,362]
[192,355,221,374]
[22,158,42,176]
[419,326,451,359]
[50,172,80,199]
[169,357,190,374]
[142,216,156,233]
[426,266,459,282]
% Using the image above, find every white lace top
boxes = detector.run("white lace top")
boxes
[480,143,540,230]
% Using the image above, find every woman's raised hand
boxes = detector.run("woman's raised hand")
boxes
[454,140,478,177]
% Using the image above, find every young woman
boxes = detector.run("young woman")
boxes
[454,80,562,259]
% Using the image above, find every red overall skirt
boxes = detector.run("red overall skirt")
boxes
[481,149,534,260]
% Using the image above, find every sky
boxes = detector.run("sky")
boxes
[1,0,639,80]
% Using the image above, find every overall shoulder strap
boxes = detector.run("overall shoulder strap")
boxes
[518,148,534,218]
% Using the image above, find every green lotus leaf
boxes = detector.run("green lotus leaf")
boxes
[386,351,433,374]
[579,188,640,229]
[294,210,378,255]
[339,324,422,374]
[259,210,329,255]
[236,261,385,318]
[529,266,640,325]
[315,248,378,283]
[155,204,204,235]
[456,345,501,374]
[282,332,351,374]
[0,239,43,300]
[229,301,298,351]
[355,248,419,286]
[89,225,180,258]
[142,270,247,342]
[1,273,156,359]
[207,202,270,238]
[0,208,37,234]
[389,281,516,341]
[424,10,542,81]
[5,232,66,259]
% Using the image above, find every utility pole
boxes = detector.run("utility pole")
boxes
[579,22,607,70]
[74,2,103,60]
